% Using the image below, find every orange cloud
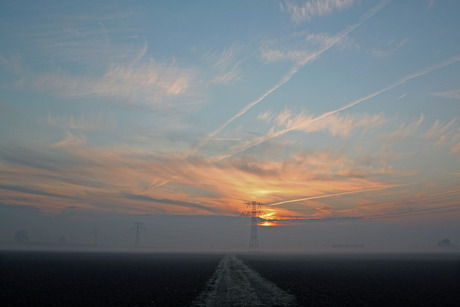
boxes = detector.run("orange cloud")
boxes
[2,130,457,223]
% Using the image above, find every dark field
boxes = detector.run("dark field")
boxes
[239,253,460,306]
[0,251,221,306]
[1,251,459,306]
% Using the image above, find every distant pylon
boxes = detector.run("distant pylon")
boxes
[91,228,100,246]
[241,201,265,249]
[131,222,145,247]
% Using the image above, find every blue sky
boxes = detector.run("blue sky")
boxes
[0,0,459,250]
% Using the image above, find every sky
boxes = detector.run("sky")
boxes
[0,0,459,251]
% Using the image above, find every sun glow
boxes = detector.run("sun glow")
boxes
[258,209,282,226]
[253,189,279,196]
[259,221,276,227]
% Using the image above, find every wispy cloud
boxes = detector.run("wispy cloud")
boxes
[424,119,456,143]
[31,59,202,108]
[0,137,394,216]
[340,188,460,220]
[1,5,207,112]
[0,53,22,74]
[207,46,243,85]
[124,193,219,214]
[451,138,460,156]
[46,111,117,131]
[260,30,359,65]
[424,119,460,159]
[2,34,205,111]
[16,4,138,68]
[50,132,87,149]
[370,38,408,58]
[210,54,460,161]
[284,0,356,23]
[189,1,389,157]
[384,115,424,141]
[430,88,460,100]
[263,109,386,137]
[306,32,359,52]
[0,183,73,200]
[260,48,312,64]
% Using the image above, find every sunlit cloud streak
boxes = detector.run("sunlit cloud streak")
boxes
[0,183,73,200]
[424,119,457,142]
[430,88,460,100]
[383,115,424,141]
[268,184,406,206]
[124,193,219,214]
[1,138,396,216]
[370,38,408,58]
[423,119,460,159]
[211,53,460,161]
[50,132,86,149]
[341,188,460,220]
[187,1,389,157]
[259,31,359,64]
[46,111,117,131]
[207,46,243,85]
[31,59,201,108]
[0,12,206,112]
[284,0,356,23]
[263,110,387,137]
[15,5,138,68]
[265,186,460,223]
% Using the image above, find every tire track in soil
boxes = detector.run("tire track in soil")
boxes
[192,255,297,306]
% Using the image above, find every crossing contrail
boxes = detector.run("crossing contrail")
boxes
[210,53,460,162]
[187,0,390,157]
[267,184,406,206]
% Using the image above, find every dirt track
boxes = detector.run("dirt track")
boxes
[193,255,296,306]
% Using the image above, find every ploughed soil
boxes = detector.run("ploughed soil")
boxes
[1,251,459,306]
[239,253,460,306]
[193,255,296,306]
[0,251,221,306]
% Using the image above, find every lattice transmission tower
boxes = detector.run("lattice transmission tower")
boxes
[131,222,145,247]
[241,201,265,249]
[91,228,100,246]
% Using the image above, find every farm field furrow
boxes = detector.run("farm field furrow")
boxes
[0,251,221,306]
[1,251,459,306]
[239,253,460,306]
[193,255,296,306]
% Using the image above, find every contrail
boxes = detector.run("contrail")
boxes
[130,40,148,66]
[268,184,406,206]
[148,1,390,191]
[210,53,460,162]
[186,65,299,157]
[187,0,390,157]
[351,189,460,220]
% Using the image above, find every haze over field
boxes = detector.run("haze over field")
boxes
[0,0,459,251]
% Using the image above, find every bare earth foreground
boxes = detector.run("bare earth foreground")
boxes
[192,255,296,306]
[1,251,459,306]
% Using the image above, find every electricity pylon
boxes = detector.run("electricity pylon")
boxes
[131,222,145,247]
[15,230,29,244]
[91,228,100,246]
[241,201,265,249]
